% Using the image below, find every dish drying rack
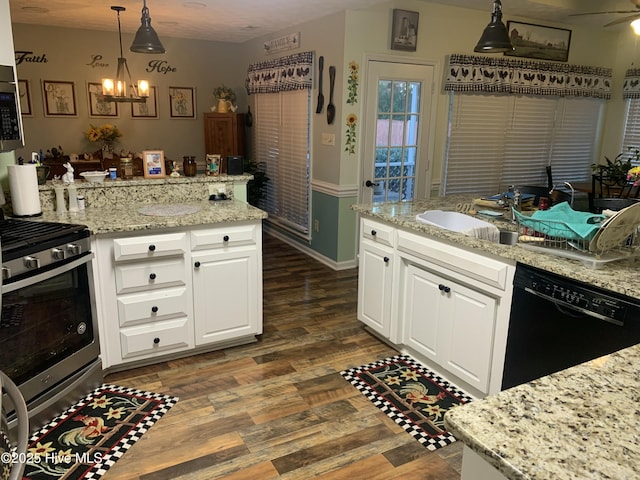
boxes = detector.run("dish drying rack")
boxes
[513,207,640,269]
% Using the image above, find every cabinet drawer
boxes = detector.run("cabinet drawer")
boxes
[120,317,192,359]
[117,287,189,327]
[361,218,395,247]
[115,259,186,294]
[113,232,187,261]
[190,224,257,250]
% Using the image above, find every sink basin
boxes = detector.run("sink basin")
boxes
[416,210,517,244]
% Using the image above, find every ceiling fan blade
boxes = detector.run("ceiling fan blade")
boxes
[569,10,640,17]
[604,13,640,26]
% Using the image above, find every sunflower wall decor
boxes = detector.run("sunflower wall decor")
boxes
[346,61,359,105]
[345,113,357,154]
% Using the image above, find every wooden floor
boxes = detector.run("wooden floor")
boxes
[104,234,463,479]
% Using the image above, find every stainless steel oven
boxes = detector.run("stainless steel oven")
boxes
[0,218,102,432]
[502,264,640,389]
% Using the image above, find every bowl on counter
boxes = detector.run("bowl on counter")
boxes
[80,171,109,183]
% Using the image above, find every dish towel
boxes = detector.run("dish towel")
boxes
[461,224,500,242]
[515,202,605,240]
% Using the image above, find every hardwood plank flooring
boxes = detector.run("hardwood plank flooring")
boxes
[103,234,463,479]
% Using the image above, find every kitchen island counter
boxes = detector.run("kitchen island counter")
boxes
[352,196,640,298]
[443,343,640,480]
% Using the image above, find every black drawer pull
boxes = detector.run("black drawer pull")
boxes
[148,244,156,252]
[371,230,377,236]
[149,273,156,280]
[194,261,201,268]
[383,256,389,263]
[153,337,160,344]
[151,306,159,313]
[223,235,230,242]
[438,284,451,293]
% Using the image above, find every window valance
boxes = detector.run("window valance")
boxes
[444,54,611,99]
[623,68,640,99]
[246,51,313,94]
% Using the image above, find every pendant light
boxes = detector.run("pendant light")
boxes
[101,6,149,103]
[474,0,514,53]
[130,0,165,54]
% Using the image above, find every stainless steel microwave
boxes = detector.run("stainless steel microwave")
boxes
[0,65,24,152]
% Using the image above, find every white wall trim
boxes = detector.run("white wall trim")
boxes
[311,179,358,198]
[265,227,357,271]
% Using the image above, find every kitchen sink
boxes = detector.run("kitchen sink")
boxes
[416,210,518,245]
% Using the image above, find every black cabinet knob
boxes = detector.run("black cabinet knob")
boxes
[223,235,230,242]
[148,244,156,252]
[371,230,377,236]
[149,273,156,280]
[383,256,389,263]
[151,306,158,313]
[438,284,451,293]
[194,261,201,268]
[153,337,160,344]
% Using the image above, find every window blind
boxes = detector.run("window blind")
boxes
[254,89,310,236]
[444,93,602,194]
[622,99,640,166]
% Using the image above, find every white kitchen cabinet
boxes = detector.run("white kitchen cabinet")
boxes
[94,220,263,370]
[402,263,496,392]
[190,222,262,345]
[357,218,397,341]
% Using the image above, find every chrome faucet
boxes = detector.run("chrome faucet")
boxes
[498,185,521,222]
[549,182,574,207]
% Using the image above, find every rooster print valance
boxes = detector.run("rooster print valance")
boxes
[445,54,611,99]
[246,51,313,94]
[623,68,640,99]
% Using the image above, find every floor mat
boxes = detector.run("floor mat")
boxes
[341,354,473,451]
[22,383,178,480]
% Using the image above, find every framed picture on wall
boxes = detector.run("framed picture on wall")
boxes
[505,21,572,62]
[391,9,419,52]
[17,79,32,116]
[42,80,77,116]
[169,86,195,118]
[142,150,166,178]
[87,82,118,117]
[131,86,158,118]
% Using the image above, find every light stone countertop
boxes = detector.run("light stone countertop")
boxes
[38,199,267,235]
[352,196,640,298]
[444,345,640,480]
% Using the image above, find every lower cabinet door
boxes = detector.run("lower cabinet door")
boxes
[192,246,260,345]
[357,240,394,338]
[402,263,496,393]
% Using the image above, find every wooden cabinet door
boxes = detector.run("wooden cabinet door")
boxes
[203,113,245,161]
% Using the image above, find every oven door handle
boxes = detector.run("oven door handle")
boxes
[1,252,94,295]
[523,286,624,326]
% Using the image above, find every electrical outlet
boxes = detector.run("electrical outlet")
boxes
[321,133,335,146]
[314,219,320,232]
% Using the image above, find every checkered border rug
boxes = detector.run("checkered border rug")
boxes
[25,384,178,480]
[341,354,473,451]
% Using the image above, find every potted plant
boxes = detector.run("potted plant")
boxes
[591,146,640,185]
[212,85,236,113]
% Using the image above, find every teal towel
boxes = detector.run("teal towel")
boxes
[514,202,605,240]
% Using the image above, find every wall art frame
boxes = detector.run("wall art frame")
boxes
[169,86,195,118]
[17,79,32,116]
[87,82,118,117]
[505,21,572,62]
[131,86,158,118]
[391,9,419,52]
[142,150,166,178]
[42,80,77,116]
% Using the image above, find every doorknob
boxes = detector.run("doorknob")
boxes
[365,180,380,188]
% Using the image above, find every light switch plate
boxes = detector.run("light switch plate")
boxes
[321,133,335,146]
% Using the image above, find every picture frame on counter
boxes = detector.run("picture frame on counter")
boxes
[169,86,195,118]
[206,154,221,176]
[87,82,118,117]
[505,21,571,62]
[131,86,158,118]
[17,80,32,116]
[42,80,77,117]
[142,150,166,178]
[391,9,419,52]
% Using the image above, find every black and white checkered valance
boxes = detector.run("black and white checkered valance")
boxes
[623,68,640,99]
[445,54,612,99]
[246,51,313,94]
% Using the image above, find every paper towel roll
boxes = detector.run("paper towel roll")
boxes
[8,164,42,217]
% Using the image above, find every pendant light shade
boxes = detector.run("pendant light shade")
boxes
[474,0,514,53]
[130,0,165,54]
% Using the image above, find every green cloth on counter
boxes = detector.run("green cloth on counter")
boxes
[514,202,605,240]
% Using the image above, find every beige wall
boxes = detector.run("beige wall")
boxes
[11,23,247,166]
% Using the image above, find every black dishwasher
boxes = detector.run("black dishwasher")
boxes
[502,264,640,390]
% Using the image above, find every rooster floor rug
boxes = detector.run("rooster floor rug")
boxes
[23,384,178,480]
[341,354,473,451]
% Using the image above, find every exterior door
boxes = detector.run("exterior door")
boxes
[361,60,435,203]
